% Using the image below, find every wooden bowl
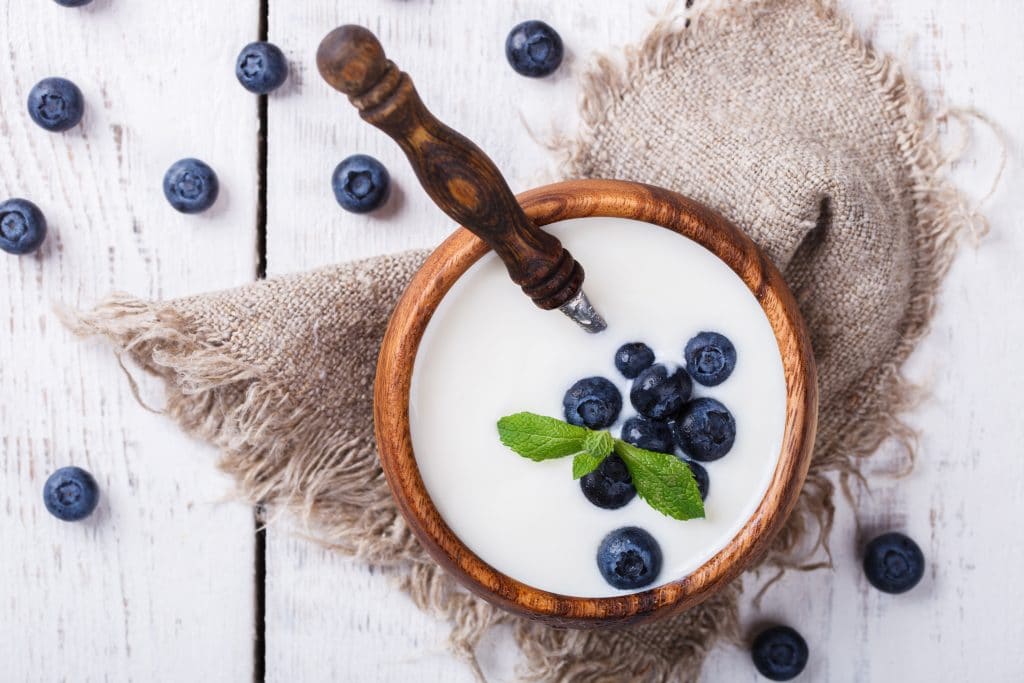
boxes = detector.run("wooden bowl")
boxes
[374,179,817,628]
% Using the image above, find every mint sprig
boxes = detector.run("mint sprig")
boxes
[496,411,705,521]
[573,430,614,479]
[613,440,705,520]
[497,412,590,461]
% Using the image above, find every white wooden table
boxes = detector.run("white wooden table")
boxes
[2,1,1021,681]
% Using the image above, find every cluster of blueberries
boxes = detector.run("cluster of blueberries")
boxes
[563,332,737,594]
[568,332,738,511]
[0,10,566,257]
[564,332,927,681]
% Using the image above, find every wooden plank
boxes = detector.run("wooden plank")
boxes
[0,2,261,680]
[265,0,1024,680]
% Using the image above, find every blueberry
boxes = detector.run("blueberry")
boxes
[27,77,84,132]
[629,364,691,420]
[614,342,655,379]
[596,526,662,590]
[563,376,621,429]
[0,198,47,255]
[505,20,564,78]
[235,42,289,94]
[863,532,925,594]
[579,455,636,509]
[620,415,673,454]
[43,466,100,522]
[674,398,736,461]
[53,0,92,5]
[332,154,391,213]
[163,159,219,214]
[751,626,808,681]
[684,331,737,386]
[685,459,709,501]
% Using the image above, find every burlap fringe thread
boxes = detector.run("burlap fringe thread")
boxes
[65,1,989,681]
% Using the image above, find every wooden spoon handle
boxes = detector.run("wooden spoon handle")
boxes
[316,25,583,310]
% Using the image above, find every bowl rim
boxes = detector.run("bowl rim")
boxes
[374,178,817,628]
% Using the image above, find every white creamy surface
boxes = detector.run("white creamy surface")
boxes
[409,217,787,597]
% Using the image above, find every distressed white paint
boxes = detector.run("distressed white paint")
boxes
[3,0,1021,681]
[0,2,260,681]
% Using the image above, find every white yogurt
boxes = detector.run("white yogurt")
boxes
[409,217,787,597]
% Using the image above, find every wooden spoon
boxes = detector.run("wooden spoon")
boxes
[316,25,606,333]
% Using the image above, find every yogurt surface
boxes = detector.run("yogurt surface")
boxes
[409,217,787,597]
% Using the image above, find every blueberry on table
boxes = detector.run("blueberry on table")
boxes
[563,376,622,429]
[27,77,84,132]
[53,0,93,5]
[751,626,808,681]
[614,342,655,379]
[43,466,100,522]
[684,459,709,501]
[0,198,47,255]
[596,526,662,590]
[674,397,736,461]
[332,154,391,213]
[235,41,289,94]
[629,364,692,420]
[163,159,219,214]
[579,455,636,509]
[620,415,674,454]
[863,532,925,594]
[684,331,737,386]
[505,20,564,78]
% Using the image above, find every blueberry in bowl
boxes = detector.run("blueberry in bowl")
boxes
[751,625,808,681]
[596,526,662,590]
[630,363,692,420]
[505,20,564,78]
[579,455,636,509]
[163,158,219,214]
[563,376,621,429]
[614,341,655,379]
[0,198,47,255]
[684,331,737,386]
[235,41,289,94]
[862,532,925,594]
[674,397,736,461]
[620,415,674,454]
[332,154,391,213]
[27,77,84,132]
[684,459,710,501]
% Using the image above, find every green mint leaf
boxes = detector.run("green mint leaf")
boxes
[572,450,606,479]
[583,430,614,459]
[572,430,614,479]
[497,412,590,462]
[614,440,706,520]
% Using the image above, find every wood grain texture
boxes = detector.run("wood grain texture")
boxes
[316,25,585,310]
[0,2,260,681]
[374,179,817,627]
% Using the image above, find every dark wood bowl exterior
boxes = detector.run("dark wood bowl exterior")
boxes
[374,179,818,628]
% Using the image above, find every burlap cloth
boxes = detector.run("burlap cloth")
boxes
[68,0,985,680]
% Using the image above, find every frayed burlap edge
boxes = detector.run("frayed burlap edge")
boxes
[58,291,513,681]
[63,1,987,681]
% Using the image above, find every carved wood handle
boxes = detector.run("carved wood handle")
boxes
[316,25,583,310]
